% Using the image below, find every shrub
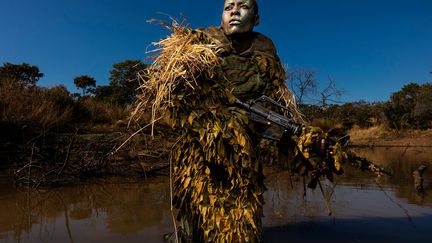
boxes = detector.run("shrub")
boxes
[74,97,129,125]
[0,79,74,129]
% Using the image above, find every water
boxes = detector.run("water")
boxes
[1,147,431,242]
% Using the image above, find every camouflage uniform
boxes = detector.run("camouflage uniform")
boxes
[169,26,290,243]
[166,24,386,243]
[204,26,287,102]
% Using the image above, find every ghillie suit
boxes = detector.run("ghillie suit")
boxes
[132,22,387,242]
[132,22,299,242]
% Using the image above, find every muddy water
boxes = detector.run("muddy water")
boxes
[1,147,431,243]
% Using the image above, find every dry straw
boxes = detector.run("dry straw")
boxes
[131,19,221,135]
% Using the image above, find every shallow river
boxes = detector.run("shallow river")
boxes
[1,147,431,242]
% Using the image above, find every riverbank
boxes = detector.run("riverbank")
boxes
[348,126,432,147]
[2,123,431,187]
[0,123,177,187]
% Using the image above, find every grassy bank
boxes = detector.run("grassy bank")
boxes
[348,126,432,147]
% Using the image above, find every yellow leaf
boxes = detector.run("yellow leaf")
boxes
[238,134,246,147]
[202,206,207,218]
[227,166,233,176]
[333,151,342,171]
[243,210,256,229]
[188,111,196,125]
[204,229,210,238]
[180,114,187,127]
[212,122,220,138]
[196,181,203,195]
[215,214,221,228]
[224,90,236,104]
[199,128,205,141]
[209,195,216,206]
[183,177,191,189]
[334,159,341,171]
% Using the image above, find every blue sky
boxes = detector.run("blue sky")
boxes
[1,0,431,102]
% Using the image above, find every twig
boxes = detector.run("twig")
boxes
[375,182,415,227]
[112,117,162,154]
[53,191,75,243]
[318,179,333,216]
[302,176,307,198]
[169,135,184,243]
[288,172,294,190]
[57,129,78,178]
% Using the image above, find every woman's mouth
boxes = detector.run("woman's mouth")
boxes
[229,19,241,25]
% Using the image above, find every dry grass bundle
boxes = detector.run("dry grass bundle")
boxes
[131,20,221,134]
[277,84,305,123]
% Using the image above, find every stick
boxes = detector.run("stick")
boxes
[317,179,332,216]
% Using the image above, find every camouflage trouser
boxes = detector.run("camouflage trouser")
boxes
[166,211,265,242]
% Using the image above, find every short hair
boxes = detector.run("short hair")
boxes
[252,0,259,15]
[223,0,259,15]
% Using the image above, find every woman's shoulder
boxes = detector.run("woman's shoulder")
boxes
[251,32,277,57]
[197,26,225,40]
[195,26,278,58]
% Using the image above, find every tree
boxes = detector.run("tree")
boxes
[338,101,372,128]
[95,85,118,104]
[42,85,74,109]
[109,60,147,104]
[318,76,344,108]
[286,67,317,104]
[383,82,432,129]
[0,62,43,87]
[74,75,96,96]
[412,83,432,128]
[384,82,420,129]
[285,67,343,107]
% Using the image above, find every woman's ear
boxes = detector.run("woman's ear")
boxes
[255,14,260,26]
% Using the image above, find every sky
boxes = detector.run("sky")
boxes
[1,0,431,102]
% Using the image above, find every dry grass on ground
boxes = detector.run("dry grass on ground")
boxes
[348,125,432,146]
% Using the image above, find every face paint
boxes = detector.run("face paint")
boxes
[221,0,258,37]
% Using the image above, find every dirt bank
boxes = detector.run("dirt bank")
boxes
[1,123,177,187]
[348,126,432,147]
[3,123,431,187]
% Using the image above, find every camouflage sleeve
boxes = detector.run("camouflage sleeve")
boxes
[254,51,303,123]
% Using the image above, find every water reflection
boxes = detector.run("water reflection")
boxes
[0,147,431,242]
[352,147,432,206]
[0,178,173,243]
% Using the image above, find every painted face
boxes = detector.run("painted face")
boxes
[221,0,259,37]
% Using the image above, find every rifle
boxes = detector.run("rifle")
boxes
[234,95,392,177]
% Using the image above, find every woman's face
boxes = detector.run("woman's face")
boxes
[221,0,259,37]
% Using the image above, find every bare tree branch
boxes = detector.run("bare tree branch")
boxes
[285,67,318,104]
[318,75,344,108]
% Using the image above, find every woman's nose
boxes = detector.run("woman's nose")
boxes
[231,5,240,15]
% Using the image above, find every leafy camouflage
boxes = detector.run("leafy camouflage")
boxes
[134,23,387,242]
[155,26,298,242]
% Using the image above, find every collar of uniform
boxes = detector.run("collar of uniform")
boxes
[198,26,277,59]
[199,26,255,57]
